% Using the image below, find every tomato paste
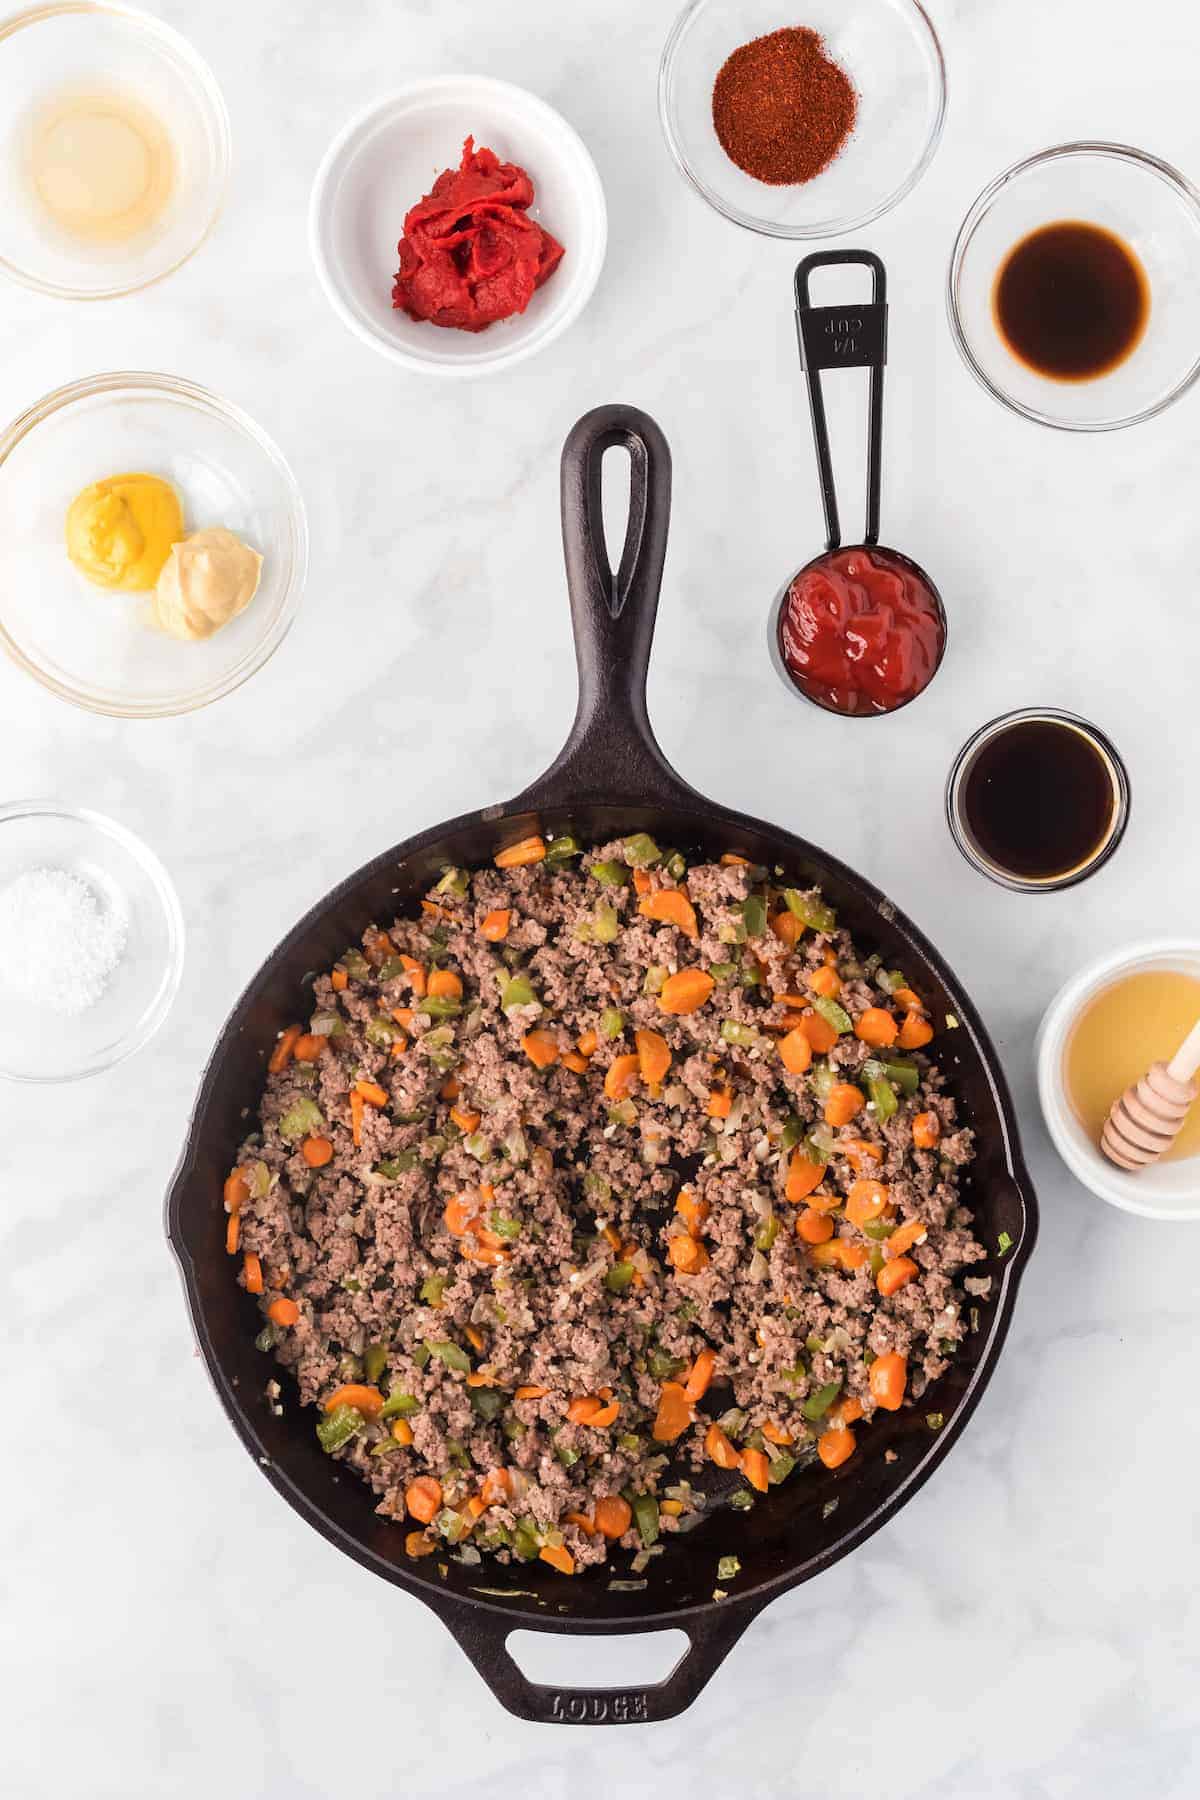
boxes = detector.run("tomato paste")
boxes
[778,547,945,716]
[391,137,564,333]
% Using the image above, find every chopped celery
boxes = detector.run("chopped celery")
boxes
[720,1019,760,1047]
[593,902,620,944]
[365,1014,398,1046]
[642,964,668,995]
[381,1390,418,1418]
[880,1056,920,1095]
[469,1387,504,1421]
[243,1160,271,1199]
[278,1097,324,1143]
[741,895,767,938]
[665,852,687,882]
[710,960,737,982]
[812,995,852,1035]
[600,1007,625,1039]
[513,1520,541,1561]
[808,1061,837,1101]
[780,1115,805,1151]
[340,950,369,979]
[729,1489,755,1512]
[865,1069,898,1121]
[363,1342,388,1384]
[309,1011,346,1037]
[590,861,628,886]
[554,1438,580,1467]
[435,867,470,896]
[489,1212,523,1240]
[717,1554,741,1581]
[766,1451,796,1485]
[622,833,661,868]
[605,1260,635,1292]
[417,995,461,1019]
[802,1381,842,1421]
[648,1348,686,1380]
[754,1212,779,1252]
[254,1324,277,1353]
[607,1099,637,1127]
[420,1274,447,1306]
[545,834,581,862]
[500,975,537,1013]
[583,1172,612,1203]
[424,1339,470,1373]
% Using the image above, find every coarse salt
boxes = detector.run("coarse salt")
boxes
[0,866,126,1014]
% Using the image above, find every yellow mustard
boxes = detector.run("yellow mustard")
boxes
[65,473,183,591]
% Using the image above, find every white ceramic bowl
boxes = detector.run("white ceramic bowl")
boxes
[1036,938,1200,1220]
[0,372,308,718]
[309,76,607,377]
[0,801,184,1082]
[0,2,230,300]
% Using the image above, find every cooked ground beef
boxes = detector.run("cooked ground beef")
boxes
[229,836,984,1576]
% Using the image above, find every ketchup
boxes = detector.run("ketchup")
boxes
[778,547,945,716]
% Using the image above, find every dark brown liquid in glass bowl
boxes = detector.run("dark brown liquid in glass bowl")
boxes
[993,220,1149,382]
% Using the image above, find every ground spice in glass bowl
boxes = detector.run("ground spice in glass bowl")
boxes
[712,26,857,186]
[659,0,947,239]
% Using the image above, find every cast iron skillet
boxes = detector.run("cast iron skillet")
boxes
[167,404,1037,1726]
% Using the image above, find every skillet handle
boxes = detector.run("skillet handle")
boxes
[434,1595,760,1725]
[507,403,696,814]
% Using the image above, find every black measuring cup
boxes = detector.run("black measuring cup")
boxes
[770,250,947,717]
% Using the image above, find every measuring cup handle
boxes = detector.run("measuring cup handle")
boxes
[794,250,888,550]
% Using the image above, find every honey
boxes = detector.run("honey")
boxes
[1066,970,1200,1161]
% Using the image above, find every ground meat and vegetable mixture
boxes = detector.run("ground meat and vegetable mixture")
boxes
[224,832,987,1579]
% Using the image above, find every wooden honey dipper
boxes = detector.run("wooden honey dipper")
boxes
[1101,1017,1200,1169]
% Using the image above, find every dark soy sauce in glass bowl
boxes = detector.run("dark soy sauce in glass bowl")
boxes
[993,220,1150,382]
[947,709,1130,892]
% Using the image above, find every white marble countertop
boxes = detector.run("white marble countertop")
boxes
[4,0,1199,1793]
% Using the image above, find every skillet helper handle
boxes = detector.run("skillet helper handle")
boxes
[436,1596,759,1725]
[507,403,691,813]
[795,249,888,551]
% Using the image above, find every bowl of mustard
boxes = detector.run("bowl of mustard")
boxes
[0,372,307,717]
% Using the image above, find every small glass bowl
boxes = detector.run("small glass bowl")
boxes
[0,372,308,717]
[0,802,184,1083]
[0,2,230,301]
[659,0,946,239]
[948,143,1200,431]
[946,708,1131,892]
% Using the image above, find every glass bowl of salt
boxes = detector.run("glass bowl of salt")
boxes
[0,801,183,1082]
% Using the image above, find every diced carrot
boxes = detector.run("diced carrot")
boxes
[635,1028,672,1085]
[350,1090,364,1147]
[355,1079,389,1108]
[785,1152,826,1203]
[886,1217,928,1258]
[720,853,750,866]
[741,1447,770,1492]
[912,1111,941,1149]
[594,1495,632,1539]
[824,1082,865,1127]
[638,889,699,939]
[495,836,546,869]
[301,1135,333,1168]
[268,1024,301,1074]
[603,1052,640,1098]
[522,1029,560,1070]
[420,900,447,920]
[539,1544,575,1575]
[705,1422,741,1469]
[667,1234,709,1273]
[577,1029,598,1058]
[391,1418,414,1446]
[565,1510,596,1534]
[567,1396,602,1424]
[899,1010,934,1049]
[830,1396,864,1427]
[762,1421,793,1446]
[840,1136,883,1171]
[514,1384,549,1401]
[632,867,652,896]
[392,1007,415,1030]
[675,1187,709,1236]
[427,967,463,1000]
[893,987,924,1012]
[652,1381,692,1442]
[391,1036,409,1059]
[770,910,801,947]
[658,969,715,1015]
[660,1497,684,1517]
[877,1255,919,1296]
[808,965,841,999]
[449,1105,481,1134]
[561,1050,589,1074]
[324,1383,383,1417]
[331,967,348,992]
[480,909,511,942]
[779,1027,813,1075]
[797,1207,834,1245]
[464,1496,487,1521]
[684,1347,716,1401]
[589,1400,620,1428]
[363,928,395,965]
[869,1352,908,1411]
[267,1297,299,1327]
[464,1324,484,1352]
[808,1239,870,1271]
[846,1179,890,1227]
[444,1193,479,1237]
[855,1008,899,1048]
[243,1252,263,1295]
[396,954,426,998]
[440,1074,460,1101]
[481,1469,513,1506]
[225,1211,240,1255]
[405,1476,442,1523]
[706,1084,733,1118]
[405,1530,436,1558]
[797,1010,838,1055]
[818,1427,856,1469]
[223,1170,249,1213]
[293,1033,328,1063]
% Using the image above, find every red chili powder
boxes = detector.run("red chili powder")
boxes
[712,26,857,186]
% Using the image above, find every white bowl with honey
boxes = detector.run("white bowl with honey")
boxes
[1037,940,1200,1220]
